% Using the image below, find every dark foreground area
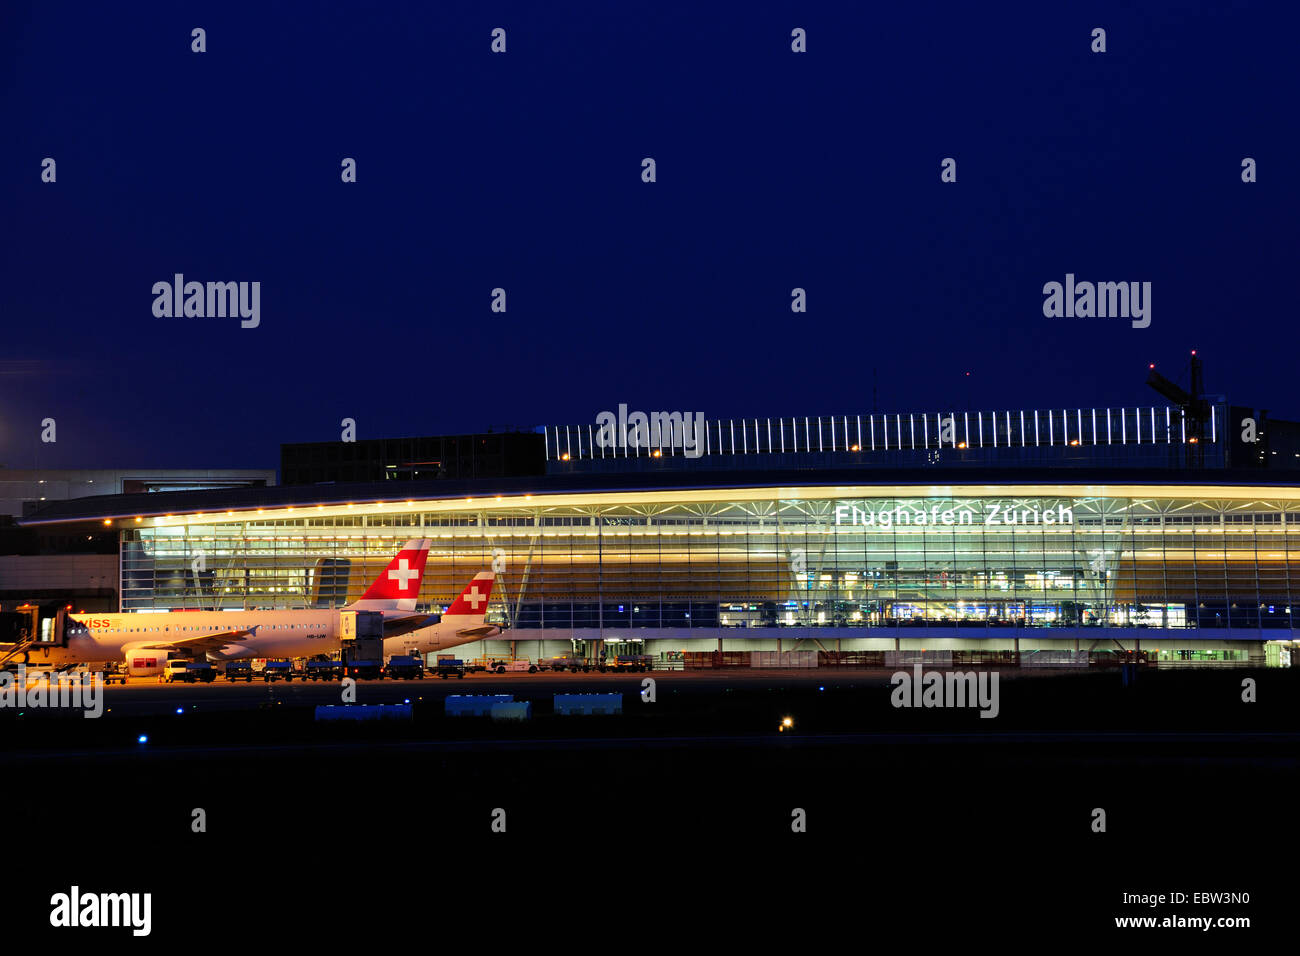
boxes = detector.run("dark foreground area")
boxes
[6,667,1295,944]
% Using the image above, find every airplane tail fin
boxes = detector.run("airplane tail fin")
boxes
[345,538,432,612]
[442,570,495,619]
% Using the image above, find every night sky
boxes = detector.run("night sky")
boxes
[2,1,1295,470]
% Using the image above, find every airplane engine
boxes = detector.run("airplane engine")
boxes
[124,650,169,677]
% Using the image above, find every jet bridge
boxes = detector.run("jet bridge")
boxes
[0,605,71,667]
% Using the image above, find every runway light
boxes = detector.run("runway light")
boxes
[560,453,570,461]
[850,445,860,452]
[780,716,794,731]
[102,519,112,526]
[957,442,967,449]
[134,517,142,523]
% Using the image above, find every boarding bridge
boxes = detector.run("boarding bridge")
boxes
[0,606,70,667]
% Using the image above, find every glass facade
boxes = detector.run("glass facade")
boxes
[118,486,1300,637]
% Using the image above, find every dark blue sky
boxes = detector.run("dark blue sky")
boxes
[2,1,1295,469]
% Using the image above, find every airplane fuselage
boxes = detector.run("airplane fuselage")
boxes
[62,609,343,665]
[22,609,494,671]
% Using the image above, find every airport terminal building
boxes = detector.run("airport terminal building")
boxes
[18,400,1300,667]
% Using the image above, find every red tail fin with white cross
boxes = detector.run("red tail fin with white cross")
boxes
[443,571,495,618]
[346,539,432,612]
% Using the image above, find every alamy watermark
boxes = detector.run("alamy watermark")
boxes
[0,665,104,718]
[50,886,151,936]
[595,404,704,458]
[152,274,260,328]
[890,664,1000,718]
[1042,274,1151,328]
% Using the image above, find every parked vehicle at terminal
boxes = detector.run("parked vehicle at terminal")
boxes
[162,660,216,683]
[102,662,128,684]
[606,655,654,673]
[343,659,383,680]
[435,657,467,679]
[385,655,425,679]
[225,660,255,682]
[262,660,294,682]
[469,656,540,674]
[303,659,344,681]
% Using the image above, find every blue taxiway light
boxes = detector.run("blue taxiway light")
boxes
[137,734,148,743]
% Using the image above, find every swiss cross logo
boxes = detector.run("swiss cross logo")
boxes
[463,586,485,610]
[388,558,420,591]
[358,541,431,602]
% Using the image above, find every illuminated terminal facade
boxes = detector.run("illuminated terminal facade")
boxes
[19,401,1300,665]
[114,486,1300,665]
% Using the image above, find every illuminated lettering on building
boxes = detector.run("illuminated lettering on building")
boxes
[833,503,1074,528]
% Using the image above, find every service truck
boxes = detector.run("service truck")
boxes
[161,660,216,683]
[468,657,540,674]
[303,659,344,681]
[262,660,294,682]
[605,655,654,673]
[385,655,425,680]
[341,609,384,679]
[435,657,467,679]
[225,661,255,682]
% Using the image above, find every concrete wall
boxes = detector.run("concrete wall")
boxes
[0,554,119,604]
[1,468,274,518]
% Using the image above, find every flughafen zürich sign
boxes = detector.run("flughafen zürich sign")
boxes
[834,502,1075,528]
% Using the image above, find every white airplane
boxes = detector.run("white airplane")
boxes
[382,569,500,659]
[33,539,499,675]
